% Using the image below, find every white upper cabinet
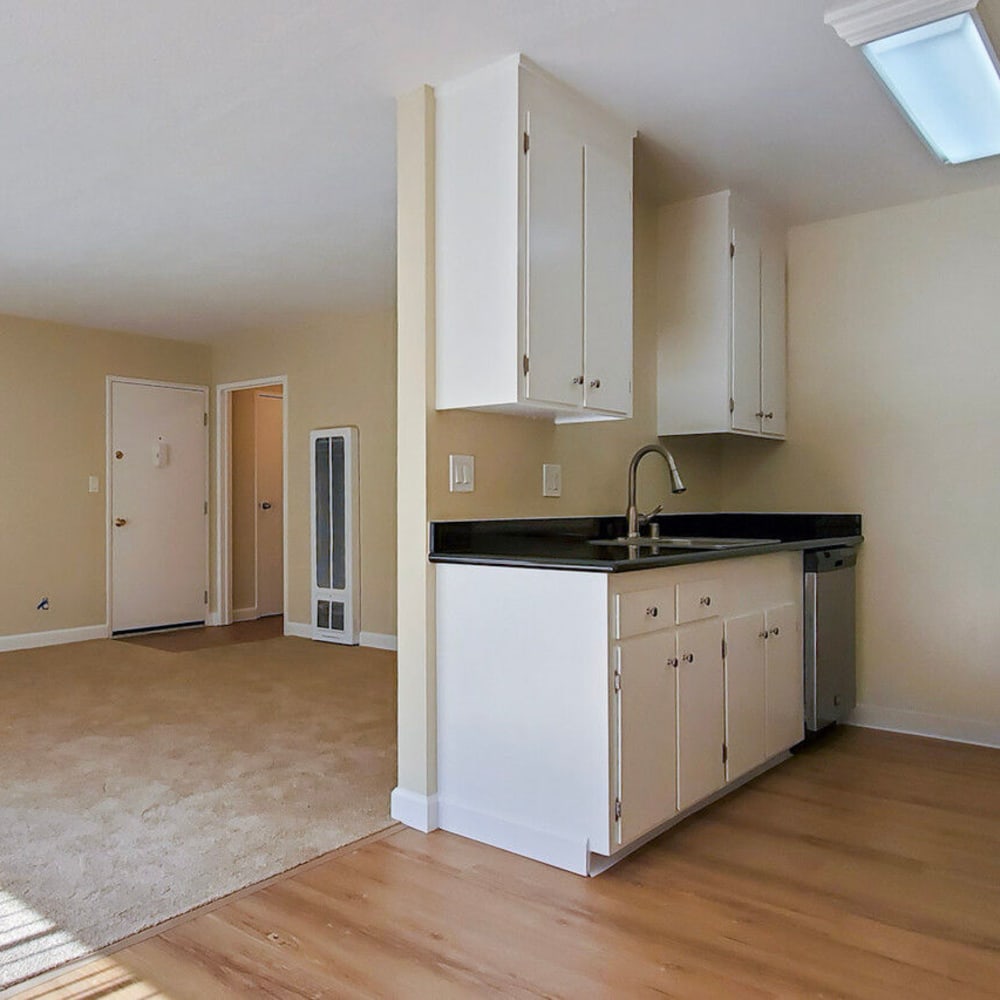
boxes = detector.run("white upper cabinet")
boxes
[435,55,634,422]
[656,190,787,438]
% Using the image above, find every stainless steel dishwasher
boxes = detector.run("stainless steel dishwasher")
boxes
[804,547,858,732]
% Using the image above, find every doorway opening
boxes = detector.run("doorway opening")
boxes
[216,377,288,629]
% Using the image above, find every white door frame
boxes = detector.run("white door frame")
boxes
[106,376,210,635]
[215,376,288,627]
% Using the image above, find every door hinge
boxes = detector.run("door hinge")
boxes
[722,743,728,764]
[729,397,735,414]
[204,412,208,426]
[203,589,208,605]
[614,797,622,821]
[522,354,530,376]
[523,131,530,155]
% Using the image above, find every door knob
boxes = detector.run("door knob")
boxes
[261,501,272,510]
[114,517,128,527]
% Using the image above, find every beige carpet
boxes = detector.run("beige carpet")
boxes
[0,633,396,989]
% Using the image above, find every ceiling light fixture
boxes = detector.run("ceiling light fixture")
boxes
[826,0,1000,163]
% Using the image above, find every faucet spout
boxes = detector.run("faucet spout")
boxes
[625,444,686,539]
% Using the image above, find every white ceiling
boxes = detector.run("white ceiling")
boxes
[4,0,1000,342]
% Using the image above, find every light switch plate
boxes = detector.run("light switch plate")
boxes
[449,454,475,493]
[542,463,562,497]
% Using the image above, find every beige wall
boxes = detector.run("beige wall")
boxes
[0,314,210,636]
[212,311,397,638]
[719,184,1000,737]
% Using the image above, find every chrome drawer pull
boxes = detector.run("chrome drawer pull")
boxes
[699,596,711,606]
[682,652,695,663]
[645,606,659,618]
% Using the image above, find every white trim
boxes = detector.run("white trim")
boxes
[437,797,590,874]
[106,376,210,635]
[0,624,108,653]
[205,611,222,627]
[283,620,312,639]
[390,787,440,833]
[825,0,978,46]
[361,631,398,651]
[233,606,259,623]
[214,376,288,629]
[848,704,1000,748]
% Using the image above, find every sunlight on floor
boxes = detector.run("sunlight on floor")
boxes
[0,890,167,998]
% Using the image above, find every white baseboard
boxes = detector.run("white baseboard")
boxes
[233,607,258,623]
[0,624,108,653]
[361,631,397,651]
[390,787,439,833]
[436,797,590,875]
[848,704,1000,749]
[283,620,312,639]
[205,611,222,627]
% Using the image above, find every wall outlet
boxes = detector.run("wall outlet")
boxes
[449,454,475,493]
[88,475,100,493]
[542,463,562,498]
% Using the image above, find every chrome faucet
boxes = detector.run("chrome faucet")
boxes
[626,444,686,540]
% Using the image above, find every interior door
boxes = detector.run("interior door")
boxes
[254,392,284,617]
[676,620,726,811]
[524,107,584,407]
[111,380,208,633]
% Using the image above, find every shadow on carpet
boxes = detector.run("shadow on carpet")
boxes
[0,635,397,989]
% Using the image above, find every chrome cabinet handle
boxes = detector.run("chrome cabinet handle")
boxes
[682,652,695,663]
[571,374,584,385]
[763,412,774,420]
[666,657,679,668]
[769,626,780,636]
[645,606,659,618]
[699,596,711,606]
[755,411,765,418]
[759,631,769,639]
[589,378,601,389]
[261,501,272,510]
[114,517,128,527]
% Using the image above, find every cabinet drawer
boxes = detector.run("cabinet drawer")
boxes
[616,587,673,639]
[676,579,722,623]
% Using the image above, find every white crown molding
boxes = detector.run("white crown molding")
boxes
[825,0,978,45]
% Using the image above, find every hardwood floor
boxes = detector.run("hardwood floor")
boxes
[12,727,1000,999]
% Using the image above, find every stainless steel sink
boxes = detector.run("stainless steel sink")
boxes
[588,536,781,550]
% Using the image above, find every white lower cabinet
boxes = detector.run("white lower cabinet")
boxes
[435,551,803,875]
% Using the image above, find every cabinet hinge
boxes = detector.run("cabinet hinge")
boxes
[203,589,208,605]
[614,797,622,821]
[522,354,530,376]
[613,669,622,693]
[729,397,735,414]
[730,241,736,258]
[722,637,728,660]
[204,412,208,426]
[204,500,208,515]
[722,743,729,765]
[523,131,530,155]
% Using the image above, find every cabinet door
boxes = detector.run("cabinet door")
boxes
[730,200,762,434]
[765,603,803,757]
[676,620,726,811]
[724,613,767,782]
[583,142,632,415]
[759,226,787,437]
[615,633,677,847]
[524,108,584,408]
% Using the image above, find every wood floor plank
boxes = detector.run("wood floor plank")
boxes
[11,726,1000,999]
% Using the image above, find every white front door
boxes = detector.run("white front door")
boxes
[110,380,208,633]
[254,393,283,617]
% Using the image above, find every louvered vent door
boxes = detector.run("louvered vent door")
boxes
[310,427,359,644]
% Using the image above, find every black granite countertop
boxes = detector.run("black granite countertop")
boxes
[429,513,862,573]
